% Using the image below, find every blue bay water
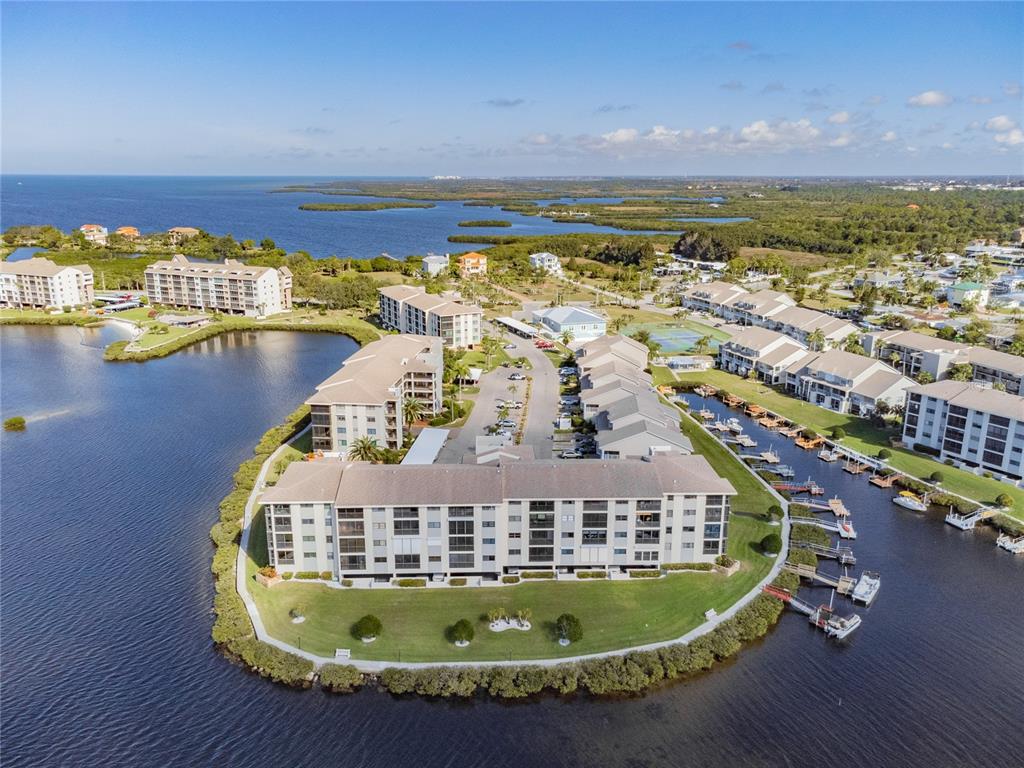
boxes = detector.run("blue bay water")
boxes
[1,327,1022,767]
[0,176,695,259]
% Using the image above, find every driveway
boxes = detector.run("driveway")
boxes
[515,337,559,459]
[435,366,511,463]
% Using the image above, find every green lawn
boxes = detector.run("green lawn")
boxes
[675,369,1024,519]
[460,347,511,372]
[651,365,677,387]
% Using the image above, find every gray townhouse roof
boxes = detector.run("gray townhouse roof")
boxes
[595,419,694,456]
[771,306,857,337]
[869,329,967,354]
[724,326,801,354]
[306,334,439,406]
[682,280,747,303]
[786,349,883,379]
[908,380,1024,421]
[1,258,92,277]
[337,463,505,506]
[963,346,1024,376]
[852,369,915,400]
[603,392,679,428]
[502,454,712,499]
[534,306,606,326]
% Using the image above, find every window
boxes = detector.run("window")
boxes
[508,515,521,522]
[509,532,521,539]
[449,520,474,536]
[450,553,474,568]
[395,554,420,569]
[561,548,573,555]
[508,549,521,556]
[338,508,363,519]
[304,551,317,559]
[394,519,420,536]
[373,522,386,530]
[301,518,314,525]
[483,555,496,562]
[529,500,555,512]
[582,500,608,511]
[615,531,627,539]
[448,506,474,517]
[615,514,628,522]
[302,535,315,542]
[482,538,495,545]
[582,513,607,528]
[528,546,554,562]
[561,514,575,523]
[429,555,442,563]
[374,556,387,563]
[482,521,495,528]
[393,507,419,518]
[427,521,441,529]
[561,531,574,539]
[373,539,385,547]
[614,548,627,555]
[340,555,366,569]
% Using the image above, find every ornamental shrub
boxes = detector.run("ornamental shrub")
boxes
[394,578,426,588]
[877,448,892,460]
[501,575,520,584]
[295,571,319,579]
[257,566,277,579]
[282,572,293,580]
[995,493,1013,508]
[449,618,475,644]
[319,664,363,693]
[353,614,382,640]
[576,570,607,579]
[929,471,945,483]
[767,504,783,520]
[341,579,353,587]
[521,571,554,579]
[715,554,736,568]
[829,426,845,440]
[556,613,583,643]
[449,577,467,586]
[663,562,713,571]
[319,571,332,581]
[760,533,783,554]
[628,569,659,578]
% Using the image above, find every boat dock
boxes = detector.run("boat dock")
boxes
[783,562,856,595]
[842,459,870,474]
[757,416,784,429]
[794,516,857,539]
[792,496,851,518]
[762,585,862,639]
[795,435,825,450]
[945,509,983,531]
[779,426,802,438]
[818,449,838,462]
[868,473,897,488]
[772,479,825,495]
[725,434,758,448]
[997,533,1024,554]
[744,404,767,417]
[750,462,794,477]
[698,409,714,421]
[792,541,857,565]
[722,393,744,408]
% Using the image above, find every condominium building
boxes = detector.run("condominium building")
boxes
[680,280,748,315]
[722,289,794,326]
[261,453,735,579]
[766,306,859,347]
[529,251,563,275]
[718,327,808,384]
[79,224,108,245]
[903,380,1024,479]
[144,254,292,317]
[167,226,201,244]
[457,251,487,278]
[0,258,95,308]
[863,329,1024,395]
[783,349,914,416]
[308,335,443,453]
[378,284,483,348]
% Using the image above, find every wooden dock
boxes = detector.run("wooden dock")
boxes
[795,435,825,450]
[745,404,767,417]
[792,541,857,565]
[868,473,897,488]
[779,426,802,438]
[842,459,869,474]
[784,562,856,595]
[818,449,838,462]
[722,393,744,408]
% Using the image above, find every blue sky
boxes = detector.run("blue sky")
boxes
[2,1,1022,175]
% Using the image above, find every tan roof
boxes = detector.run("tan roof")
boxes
[909,380,1024,421]
[725,326,800,354]
[168,226,200,235]
[729,289,794,312]
[759,342,809,367]
[267,454,733,507]
[962,346,1024,377]
[260,461,344,504]
[145,253,279,279]
[307,334,440,406]
[683,280,747,303]
[796,349,887,379]
[0,257,86,278]
[853,369,914,400]
[379,284,427,301]
[869,329,967,354]
[772,306,857,337]
[379,284,482,316]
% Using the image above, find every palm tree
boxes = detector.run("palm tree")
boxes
[451,359,470,402]
[402,397,424,425]
[693,335,714,356]
[843,333,864,355]
[806,329,826,351]
[560,329,575,347]
[347,436,381,463]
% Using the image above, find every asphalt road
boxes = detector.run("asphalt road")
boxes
[435,335,559,463]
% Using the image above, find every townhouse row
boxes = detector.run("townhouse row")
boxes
[261,452,735,580]
[682,281,859,347]
[576,335,694,458]
[719,326,915,416]
[378,284,483,348]
[0,258,95,309]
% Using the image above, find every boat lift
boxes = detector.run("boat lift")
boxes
[793,516,858,539]
[763,585,862,639]
[783,561,856,595]
[792,541,857,566]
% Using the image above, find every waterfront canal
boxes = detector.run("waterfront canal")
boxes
[1,329,1022,767]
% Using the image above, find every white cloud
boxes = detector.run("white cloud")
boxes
[738,118,820,147]
[829,133,854,148]
[1004,81,1022,99]
[985,115,1018,132]
[601,127,639,144]
[827,111,851,124]
[881,131,898,142]
[523,133,555,145]
[645,125,681,143]
[907,90,952,107]
[994,128,1024,146]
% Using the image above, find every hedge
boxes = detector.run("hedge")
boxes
[576,571,608,579]
[663,562,713,571]
[628,570,660,578]
[448,577,467,586]
[501,575,520,584]
[295,571,320,580]
[318,664,364,693]
[521,571,555,579]
[394,578,427,588]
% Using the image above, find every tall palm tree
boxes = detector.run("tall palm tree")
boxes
[806,329,826,351]
[402,397,424,425]
[451,359,470,402]
[347,436,381,463]
[560,329,575,347]
[693,335,714,356]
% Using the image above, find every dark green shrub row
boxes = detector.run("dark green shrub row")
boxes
[790,523,830,547]
[501,575,520,584]
[663,562,713,571]
[576,571,607,579]
[786,548,819,568]
[295,571,320,580]
[893,476,979,513]
[788,504,814,519]
[521,571,555,579]
[282,572,294,580]
[628,570,660,578]
[449,577,467,586]
[341,578,353,587]
[208,404,315,686]
[373,592,788,699]
[394,578,427,588]
[715,555,736,568]
[318,664,364,693]
[991,513,1024,537]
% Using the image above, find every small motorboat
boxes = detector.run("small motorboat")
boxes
[823,611,862,640]
[726,418,744,433]
[852,571,881,606]
[837,520,857,539]
[892,490,928,512]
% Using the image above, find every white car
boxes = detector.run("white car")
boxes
[508,372,526,381]
[503,343,517,350]
[559,450,582,459]
[509,401,524,409]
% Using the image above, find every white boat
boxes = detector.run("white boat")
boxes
[726,418,743,433]
[824,612,862,640]
[837,520,858,540]
[852,571,881,606]
[996,533,1024,554]
[945,508,982,531]
[712,421,730,432]
[892,490,928,512]
[818,449,838,462]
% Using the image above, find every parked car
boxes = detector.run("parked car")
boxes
[559,450,582,459]
[508,372,526,380]
[509,401,524,409]
[498,419,516,428]
[503,343,517,350]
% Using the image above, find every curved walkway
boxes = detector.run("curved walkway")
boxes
[235,430,791,673]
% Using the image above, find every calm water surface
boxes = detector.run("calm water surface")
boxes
[1,176,679,259]
[1,331,1022,767]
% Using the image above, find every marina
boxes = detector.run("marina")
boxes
[762,586,862,640]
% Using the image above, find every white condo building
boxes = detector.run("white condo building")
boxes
[378,285,483,348]
[903,380,1024,480]
[0,258,95,309]
[782,349,914,416]
[144,254,292,317]
[261,453,735,579]
[308,334,443,454]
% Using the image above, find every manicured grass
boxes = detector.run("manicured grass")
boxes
[460,347,511,372]
[675,369,1024,519]
[651,365,677,387]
